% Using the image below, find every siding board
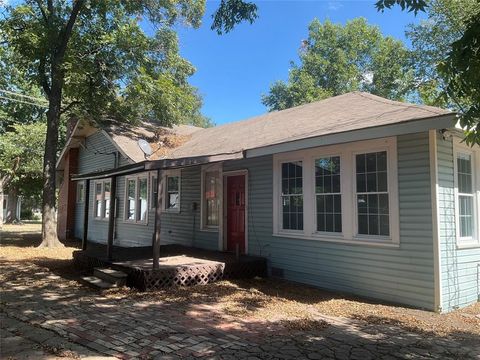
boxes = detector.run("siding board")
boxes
[437,134,480,311]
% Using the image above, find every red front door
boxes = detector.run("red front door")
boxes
[226,175,246,253]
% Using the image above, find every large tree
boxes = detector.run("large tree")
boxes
[1,0,256,247]
[377,0,480,145]
[262,18,414,111]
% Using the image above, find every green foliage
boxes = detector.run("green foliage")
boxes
[0,122,46,197]
[0,1,214,128]
[262,18,414,111]
[0,45,47,133]
[375,0,428,14]
[439,11,480,145]
[211,0,258,35]
[406,0,480,145]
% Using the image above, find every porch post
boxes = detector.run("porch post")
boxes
[107,176,117,261]
[153,169,162,270]
[82,179,90,250]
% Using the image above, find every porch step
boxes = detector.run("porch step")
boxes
[93,268,128,287]
[81,276,116,290]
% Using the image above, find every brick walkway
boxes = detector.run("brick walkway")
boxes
[1,260,479,360]
[1,313,114,359]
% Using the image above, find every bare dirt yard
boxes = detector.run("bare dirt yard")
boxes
[1,223,479,359]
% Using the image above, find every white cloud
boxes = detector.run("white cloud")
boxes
[327,1,344,11]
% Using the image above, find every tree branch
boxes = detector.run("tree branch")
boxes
[60,100,80,115]
[39,56,51,97]
[35,0,49,25]
[55,0,85,61]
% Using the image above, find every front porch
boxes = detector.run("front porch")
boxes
[73,243,267,291]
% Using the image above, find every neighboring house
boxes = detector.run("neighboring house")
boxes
[57,92,480,312]
[1,194,22,224]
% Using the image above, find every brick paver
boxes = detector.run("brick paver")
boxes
[1,261,479,359]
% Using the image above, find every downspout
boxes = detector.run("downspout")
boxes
[429,129,443,312]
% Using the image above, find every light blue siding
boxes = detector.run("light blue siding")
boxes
[73,131,132,240]
[76,131,461,310]
[113,166,216,248]
[222,132,435,310]
[437,134,480,311]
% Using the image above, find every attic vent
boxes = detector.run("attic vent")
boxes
[271,267,284,278]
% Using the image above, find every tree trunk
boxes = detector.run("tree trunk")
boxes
[0,177,4,225]
[5,188,19,224]
[38,75,64,248]
[37,0,84,248]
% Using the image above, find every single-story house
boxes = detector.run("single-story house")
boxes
[57,91,479,312]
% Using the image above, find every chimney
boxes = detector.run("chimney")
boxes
[66,117,78,140]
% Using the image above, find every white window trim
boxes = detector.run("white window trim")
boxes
[274,156,305,235]
[161,169,181,213]
[312,153,343,236]
[93,179,111,221]
[200,163,222,232]
[123,174,149,225]
[453,138,480,248]
[76,181,85,203]
[273,137,399,247]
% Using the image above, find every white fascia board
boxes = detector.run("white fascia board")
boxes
[245,114,457,158]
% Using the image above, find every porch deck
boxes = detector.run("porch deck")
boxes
[72,243,267,291]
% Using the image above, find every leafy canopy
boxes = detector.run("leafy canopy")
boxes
[378,0,480,145]
[262,18,414,111]
[0,45,47,133]
[1,0,213,127]
[0,122,46,197]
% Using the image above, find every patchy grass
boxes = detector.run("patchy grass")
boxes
[2,222,479,338]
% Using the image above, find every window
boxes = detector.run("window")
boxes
[315,156,341,233]
[76,182,85,203]
[355,151,390,236]
[454,146,479,246]
[166,175,180,210]
[281,161,304,231]
[93,179,111,220]
[201,166,221,229]
[126,178,136,220]
[273,137,398,246]
[150,175,158,209]
[125,175,148,223]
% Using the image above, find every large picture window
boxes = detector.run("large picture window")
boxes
[281,161,304,231]
[454,146,479,246]
[273,137,398,246]
[93,179,111,220]
[315,156,341,233]
[355,151,389,236]
[125,175,148,224]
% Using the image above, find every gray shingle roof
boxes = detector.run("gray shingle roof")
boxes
[169,92,453,159]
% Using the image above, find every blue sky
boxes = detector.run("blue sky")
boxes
[173,1,426,125]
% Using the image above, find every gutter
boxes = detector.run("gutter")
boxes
[71,151,244,181]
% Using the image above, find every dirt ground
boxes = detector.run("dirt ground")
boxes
[1,223,479,339]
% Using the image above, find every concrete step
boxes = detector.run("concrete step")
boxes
[93,268,127,287]
[81,276,115,290]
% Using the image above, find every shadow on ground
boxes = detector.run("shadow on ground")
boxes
[1,225,479,359]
